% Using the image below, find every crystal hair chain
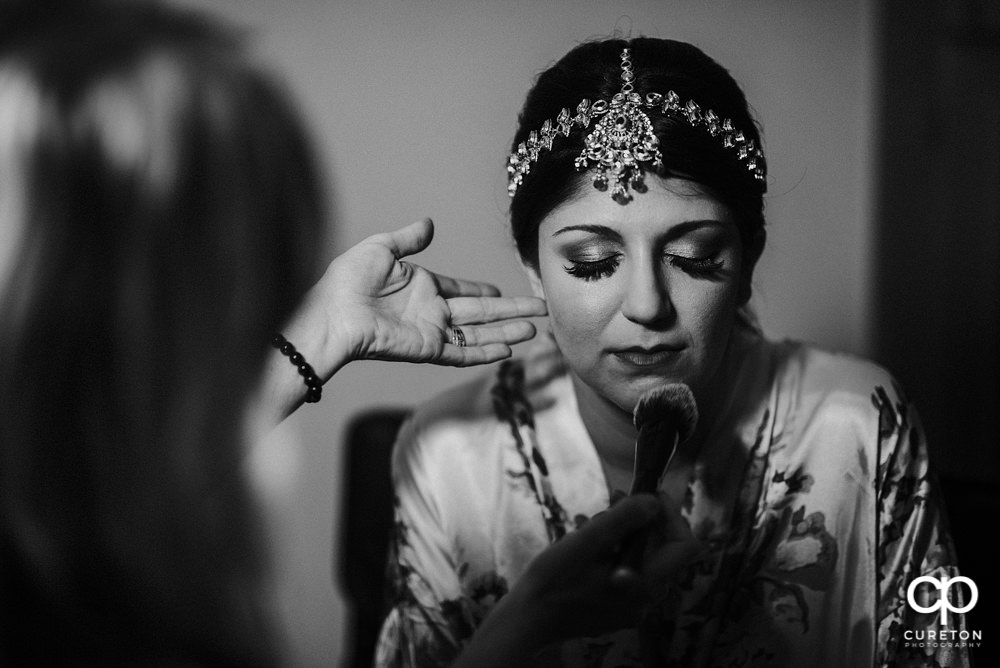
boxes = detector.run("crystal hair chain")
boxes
[507,47,766,202]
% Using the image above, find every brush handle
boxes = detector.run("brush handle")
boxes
[628,427,680,495]
[610,531,648,586]
[614,427,679,581]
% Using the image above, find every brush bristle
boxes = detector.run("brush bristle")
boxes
[632,383,699,443]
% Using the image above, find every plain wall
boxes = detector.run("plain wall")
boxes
[179,1,876,665]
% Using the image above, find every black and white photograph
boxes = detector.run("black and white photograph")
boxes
[1,1,996,666]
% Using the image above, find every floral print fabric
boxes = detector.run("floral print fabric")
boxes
[373,331,968,667]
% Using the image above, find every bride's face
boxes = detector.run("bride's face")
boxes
[528,176,748,413]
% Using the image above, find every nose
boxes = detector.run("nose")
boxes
[620,255,674,326]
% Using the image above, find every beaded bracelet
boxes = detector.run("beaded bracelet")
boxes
[271,333,323,404]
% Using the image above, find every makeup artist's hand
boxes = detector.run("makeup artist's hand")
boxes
[317,217,546,367]
[453,494,701,667]
[262,218,546,422]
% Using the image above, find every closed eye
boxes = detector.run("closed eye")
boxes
[668,253,724,277]
[564,255,621,281]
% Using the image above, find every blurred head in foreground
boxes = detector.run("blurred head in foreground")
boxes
[0,0,323,662]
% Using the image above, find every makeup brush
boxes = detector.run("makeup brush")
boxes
[612,383,698,584]
[628,383,698,496]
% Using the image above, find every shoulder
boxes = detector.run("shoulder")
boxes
[765,340,917,475]
[391,335,570,482]
[774,340,904,418]
[391,369,500,476]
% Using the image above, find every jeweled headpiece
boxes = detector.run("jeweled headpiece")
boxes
[507,47,766,203]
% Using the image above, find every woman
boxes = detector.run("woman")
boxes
[375,38,968,667]
[0,2,688,664]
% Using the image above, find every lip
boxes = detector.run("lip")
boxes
[610,344,685,368]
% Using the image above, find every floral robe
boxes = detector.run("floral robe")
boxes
[373,330,969,667]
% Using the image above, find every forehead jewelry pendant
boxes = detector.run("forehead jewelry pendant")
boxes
[573,48,663,203]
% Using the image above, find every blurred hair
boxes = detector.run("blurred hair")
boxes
[0,0,324,663]
[509,37,766,266]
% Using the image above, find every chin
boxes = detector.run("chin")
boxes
[602,375,690,413]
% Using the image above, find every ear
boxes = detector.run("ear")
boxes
[521,260,546,300]
[738,229,766,306]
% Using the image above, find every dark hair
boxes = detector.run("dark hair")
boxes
[0,0,323,663]
[509,37,766,266]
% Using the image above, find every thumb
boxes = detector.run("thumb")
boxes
[382,218,434,258]
[658,491,696,542]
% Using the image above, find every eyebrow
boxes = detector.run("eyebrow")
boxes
[551,224,623,241]
[551,219,732,240]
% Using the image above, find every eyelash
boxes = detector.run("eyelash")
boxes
[564,256,622,281]
[563,253,723,281]
[669,254,724,276]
